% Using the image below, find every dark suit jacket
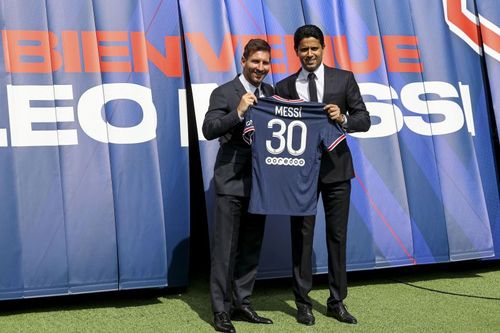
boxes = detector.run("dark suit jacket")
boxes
[275,65,370,183]
[202,75,274,197]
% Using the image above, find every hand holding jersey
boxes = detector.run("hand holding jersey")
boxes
[324,103,346,124]
[237,91,259,118]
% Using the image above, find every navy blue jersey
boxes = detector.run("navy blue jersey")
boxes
[243,96,346,215]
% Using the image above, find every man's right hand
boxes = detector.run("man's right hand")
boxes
[237,92,258,118]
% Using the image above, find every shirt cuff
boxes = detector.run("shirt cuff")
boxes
[341,114,348,127]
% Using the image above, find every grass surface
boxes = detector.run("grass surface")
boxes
[1,261,499,332]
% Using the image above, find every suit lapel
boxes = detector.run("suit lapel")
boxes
[289,70,300,99]
[323,66,334,103]
[233,75,246,98]
[262,83,273,97]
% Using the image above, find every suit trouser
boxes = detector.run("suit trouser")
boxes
[210,194,266,313]
[290,180,351,308]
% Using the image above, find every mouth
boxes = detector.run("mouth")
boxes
[253,72,265,80]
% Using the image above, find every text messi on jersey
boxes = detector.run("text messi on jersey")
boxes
[275,106,302,118]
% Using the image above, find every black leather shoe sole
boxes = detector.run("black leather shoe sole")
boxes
[231,308,273,324]
[213,322,236,333]
[297,316,315,326]
[213,312,236,333]
[326,310,357,324]
[296,308,315,326]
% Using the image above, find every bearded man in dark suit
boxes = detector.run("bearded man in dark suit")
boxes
[202,39,274,333]
[275,25,371,326]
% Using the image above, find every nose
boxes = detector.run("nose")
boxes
[256,62,264,71]
[307,48,313,57]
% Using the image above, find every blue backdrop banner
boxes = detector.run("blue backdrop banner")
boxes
[180,0,499,278]
[0,0,190,300]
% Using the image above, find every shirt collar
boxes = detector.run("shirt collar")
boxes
[298,63,324,82]
[239,74,260,93]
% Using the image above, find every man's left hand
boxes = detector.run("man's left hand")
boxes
[324,104,345,124]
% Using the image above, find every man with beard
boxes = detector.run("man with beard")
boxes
[202,39,274,333]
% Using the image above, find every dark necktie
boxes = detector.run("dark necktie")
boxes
[254,87,260,98]
[308,72,318,102]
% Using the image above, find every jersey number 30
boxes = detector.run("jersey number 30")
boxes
[266,119,307,156]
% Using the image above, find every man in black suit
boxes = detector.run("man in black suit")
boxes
[275,25,371,326]
[202,39,274,333]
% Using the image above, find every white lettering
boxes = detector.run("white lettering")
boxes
[275,106,302,118]
[402,81,463,136]
[1,81,473,147]
[7,84,77,147]
[459,82,475,136]
[287,120,307,156]
[266,118,286,154]
[351,81,468,139]
[78,83,157,144]
[352,83,403,138]
[0,129,6,147]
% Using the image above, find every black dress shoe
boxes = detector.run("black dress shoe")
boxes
[296,305,315,325]
[213,312,236,333]
[326,302,357,324]
[231,306,273,324]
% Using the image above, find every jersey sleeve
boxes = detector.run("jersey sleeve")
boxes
[322,121,346,151]
[242,108,255,145]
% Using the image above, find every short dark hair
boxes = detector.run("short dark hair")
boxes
[294,24,325,49]
[242,39,271,59]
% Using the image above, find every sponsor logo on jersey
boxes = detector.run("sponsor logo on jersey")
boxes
[265,156,305,167]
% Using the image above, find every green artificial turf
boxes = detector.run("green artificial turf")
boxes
[1,261,499,332]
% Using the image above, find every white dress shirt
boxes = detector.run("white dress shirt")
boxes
[238,74,263,121]
[296,63,347,126]
[239,74,262,97]
[296,63,324,102]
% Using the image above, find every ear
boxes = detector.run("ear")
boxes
[241,56,246,67]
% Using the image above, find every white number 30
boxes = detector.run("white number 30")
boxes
[266,119,307,156]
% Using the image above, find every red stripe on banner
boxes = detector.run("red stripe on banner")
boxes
[447,0,480,45]
[480,21,500,54]
[121,0,165,85]
[145,0,165,34]
[237,0,264,35]
[355,176,417,265]
[107,0,167,125]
